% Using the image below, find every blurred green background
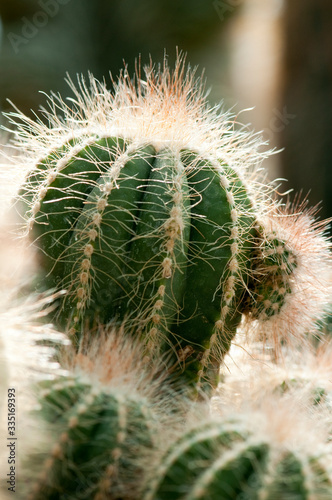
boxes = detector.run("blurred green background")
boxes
[0,0,331,225]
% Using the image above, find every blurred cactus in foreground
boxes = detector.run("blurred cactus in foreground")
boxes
[22,330,173,500]
[143,402,332,500]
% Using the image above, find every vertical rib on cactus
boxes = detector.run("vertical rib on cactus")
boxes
[61,142,156,331]
[122,148,191,355]
[26,137,127,287]
[7,56,331,394]
[170,153,255,390]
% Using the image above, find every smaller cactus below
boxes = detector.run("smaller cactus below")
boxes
[28,377,155,500]
[268,342,332,409]
[21,328,172,500]
[218,333,332,414]
[143,397,332,500]
[315,304,332,341]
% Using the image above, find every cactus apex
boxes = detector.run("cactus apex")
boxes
[220,334,332,410]
[4,54,270,232]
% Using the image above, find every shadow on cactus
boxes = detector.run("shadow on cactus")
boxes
[4,55,331,395]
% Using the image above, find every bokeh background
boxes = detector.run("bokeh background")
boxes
[0,0,331,225]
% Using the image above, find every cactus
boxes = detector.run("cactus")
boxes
[242,201,331,354]
[27,376,155,499]
[1,59,332,500]
[315,304,332,341]
[14,133,257,392]
[21,328,171,500]
[5,57,331,394]
[245,224,298,321]
[142,406,332,500]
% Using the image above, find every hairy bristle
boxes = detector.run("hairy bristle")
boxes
[243,200,332,355]
[2,55,271,222]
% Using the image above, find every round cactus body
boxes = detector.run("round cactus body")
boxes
[27,374,157,500]
[142,419,332,500]
[18,134,257,391]
[9,57,331,393]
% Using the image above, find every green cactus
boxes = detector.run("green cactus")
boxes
[277,379,328,406]
[142,417,332,500]
[244,224,298,321]
[25,372,159,500]
[7,58,331,393]
[14,121,258,392]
